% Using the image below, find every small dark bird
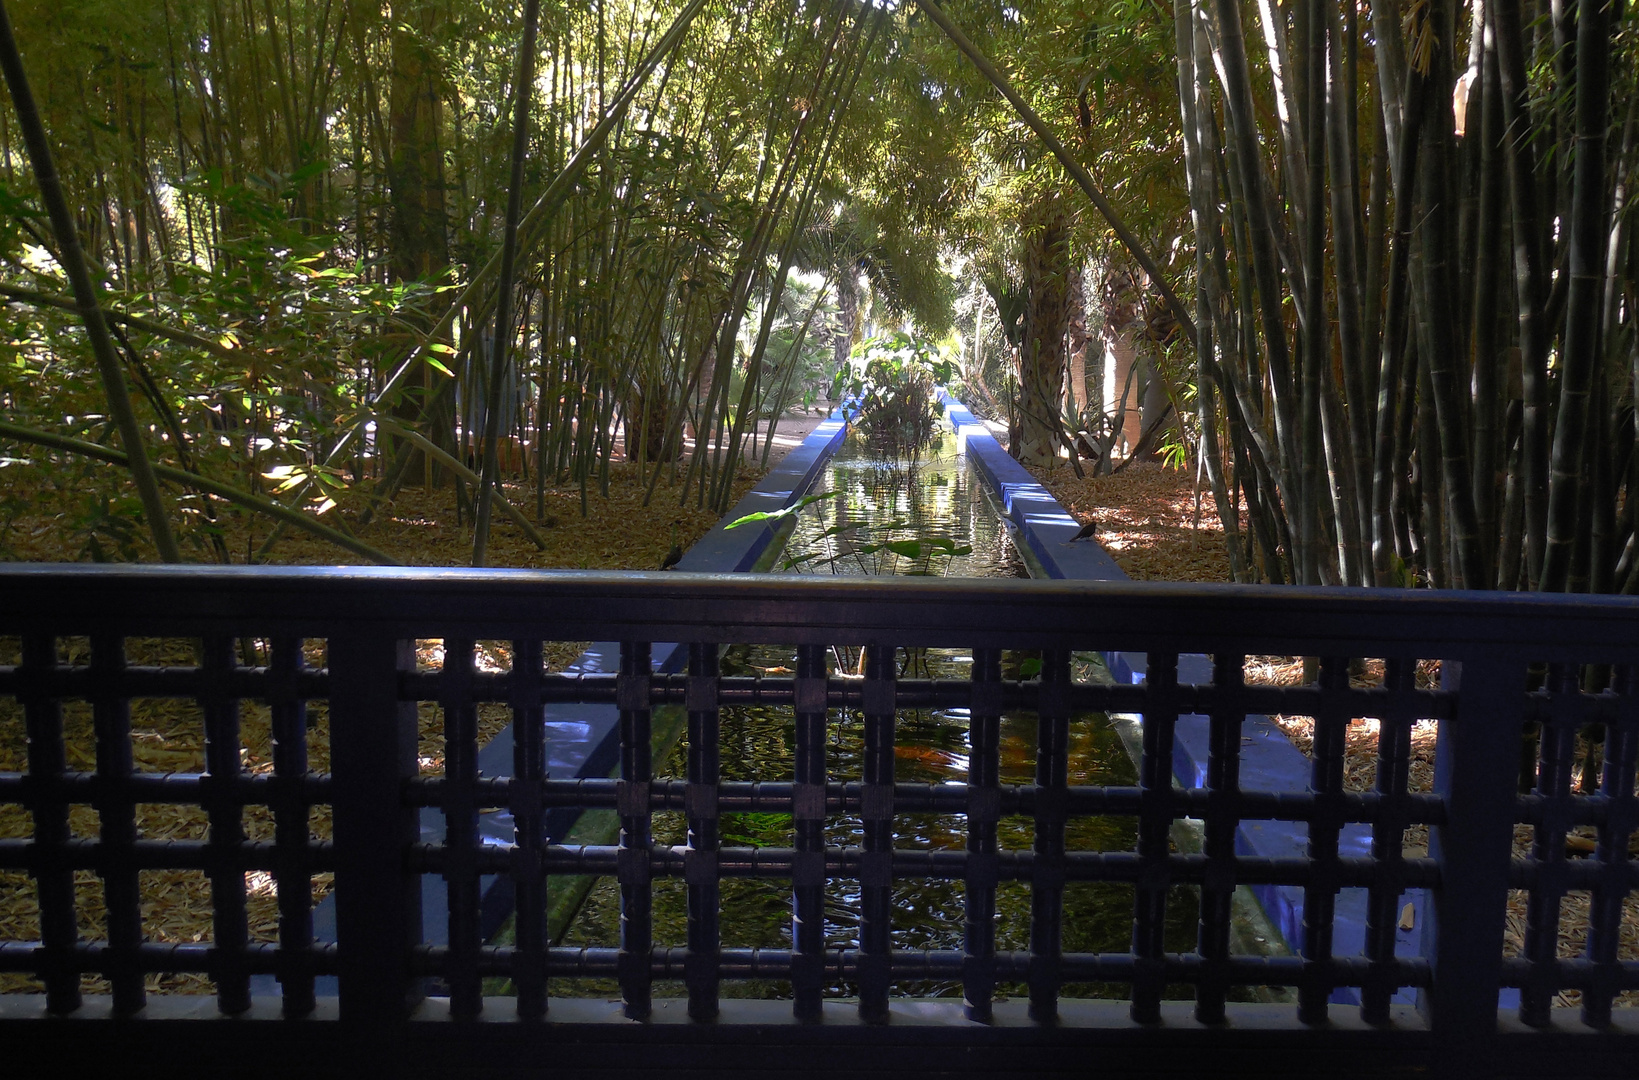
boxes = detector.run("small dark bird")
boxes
[1064,518,1099,544]
[659,521,683,571]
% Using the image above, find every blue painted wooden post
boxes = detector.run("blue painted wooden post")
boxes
[329,635,423,1023]
[200,634,250,1014]
[963,648,1003,1022]
[1028,649,1072,1024]
[685,641,724,1021]
[617,641,654,1020]
[791,643,827,1021]
[858,644,898,1023]
[510,637,548,1020]
[20,633,79,1016]
[90,633,144,1016]
[1129,652,1177,1025]
[1421,655,1527,1071]
[267,635,317,1017]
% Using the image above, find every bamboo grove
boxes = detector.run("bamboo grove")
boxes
[4,0,1639,597]
[0,0,923,565]
[1171,0,1639,593]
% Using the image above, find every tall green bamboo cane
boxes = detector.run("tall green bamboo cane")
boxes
[1210,0,1302,529]
[473,0,541,567]
[1297,0,1327,585]
[1370,47,1425,587]
[1327,0,1371,582]
[1539,0,1613,593]
[1412,0,1486,590]
[1490,0,1552,587]
[1176,0,1246,581]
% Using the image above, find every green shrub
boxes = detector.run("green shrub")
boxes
[831,332,956,453]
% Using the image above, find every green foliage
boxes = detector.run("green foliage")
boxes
[68,491,145,563]
[832,332,957,452]
[0,0,1197,563]
[723,490,839,531]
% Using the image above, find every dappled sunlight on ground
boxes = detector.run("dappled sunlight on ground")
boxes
[1027,461,1238,583]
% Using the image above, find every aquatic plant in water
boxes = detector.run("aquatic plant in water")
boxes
[832,332,957,455]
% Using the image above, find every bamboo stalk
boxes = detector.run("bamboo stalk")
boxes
[1209,0,1301,523]
[473,0,542,567]
[1490,0,1552,587]
[1410,0,1486,590]
[1297,0,1327,585]
[1470,35,1507,574]
[1177,0,1245,580]
[1539,0,1613,592]
[1326,0,1371,581]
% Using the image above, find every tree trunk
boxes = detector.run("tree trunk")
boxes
[386,1,448,282]
[1016,200,1071,467]
[1104,323,1142,456]
[1066,265,1089,420]
[385,0,450,487]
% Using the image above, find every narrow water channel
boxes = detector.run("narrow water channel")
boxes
[555,427,1199,1000]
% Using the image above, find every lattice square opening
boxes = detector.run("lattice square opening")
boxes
[138,868,214,949]
[123,638,201,667]
[129,699,208,774]
[53,636,91,666]
[135,802,209,842]
[0,869,43,994]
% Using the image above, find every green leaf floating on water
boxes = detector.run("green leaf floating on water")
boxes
[723,489,839,530]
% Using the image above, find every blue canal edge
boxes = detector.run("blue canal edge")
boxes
[944,392,1430,1010]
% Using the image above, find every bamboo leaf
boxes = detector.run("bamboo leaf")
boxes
[724,490,839,530]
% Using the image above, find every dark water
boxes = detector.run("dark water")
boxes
[556,430,1198,1000]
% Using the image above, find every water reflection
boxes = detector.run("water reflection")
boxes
[780,431,1028,579]
[555,433,1197,1000]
